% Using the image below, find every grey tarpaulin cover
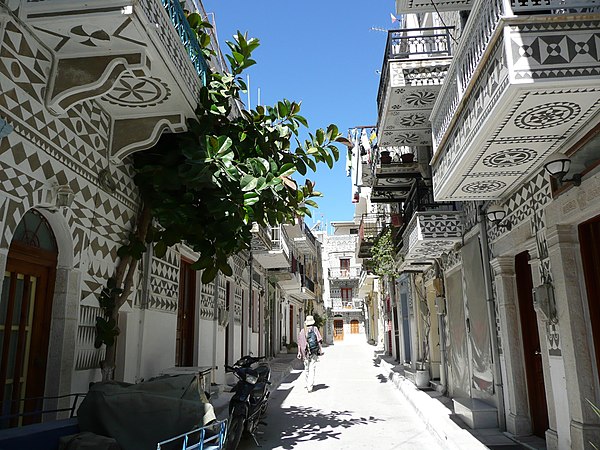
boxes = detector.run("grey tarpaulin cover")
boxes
[77,374,216,450]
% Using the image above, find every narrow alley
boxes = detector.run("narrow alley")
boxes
[230,337,443,450]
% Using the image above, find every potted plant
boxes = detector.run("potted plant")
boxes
[379,150,392,165]
[400,152,415,163]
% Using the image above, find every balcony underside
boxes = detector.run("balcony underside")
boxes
[10,0,204,161]
[378,59,451,148]
[397,0,474,13]
[253,250,289,270]
[290,288,316,301]
[432,18,600,201]
[403,211,462,263]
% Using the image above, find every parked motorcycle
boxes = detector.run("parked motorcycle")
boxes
[224,355,271,450]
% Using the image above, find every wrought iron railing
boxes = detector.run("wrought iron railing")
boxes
[302,223,317,247]
[303,275,315,293]
[377,26,454,122]
[0,393,86,429]
[511,0,599,13]
[402,179,458,224]
[161,0,209,85]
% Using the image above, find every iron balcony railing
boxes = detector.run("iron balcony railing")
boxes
[303,275,315,293]
[377,26,454,123]
[302,222,317,247]
[161,0,209,85]
[402,179,459,226]
[430,0,600,151]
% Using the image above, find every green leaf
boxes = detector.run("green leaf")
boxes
[241,175,258,192]
[154,240,167,258]
[202,265,218,284]
[296,159,307,176]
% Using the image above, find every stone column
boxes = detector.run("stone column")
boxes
[490,255,531,436]
[546,224,600,449]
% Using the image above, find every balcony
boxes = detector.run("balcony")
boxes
[331,298,364,311]
[430,0,600,201]
[14,0,209,160]
[396,179,462,270]
[328,266,362,280]
[252,226,290,270]
[397,0,475,13]
[357,214,386,258]
[284,222,317,254]
[377,27,453,150]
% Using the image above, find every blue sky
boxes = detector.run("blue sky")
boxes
[202,1,395,228]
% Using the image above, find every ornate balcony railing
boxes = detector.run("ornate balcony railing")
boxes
[161,0,209,85]
[329,266,362,279]
[431,0,600,151]
[377,27,454,123]
[331,298,364,310]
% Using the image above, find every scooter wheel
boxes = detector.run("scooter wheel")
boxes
[225,414,245,450]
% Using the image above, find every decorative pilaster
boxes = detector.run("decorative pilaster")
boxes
[546,224,600,449]
[490,256,531,436]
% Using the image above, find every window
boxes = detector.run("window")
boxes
[340,258,350,277]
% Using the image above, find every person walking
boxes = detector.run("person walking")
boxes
[297,315,323,392]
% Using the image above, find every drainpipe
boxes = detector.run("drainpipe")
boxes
[434,260,448,393]
[211,271,219,383]
[478,203,506,431]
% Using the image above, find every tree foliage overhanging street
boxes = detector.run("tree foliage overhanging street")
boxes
[96,15,351,371]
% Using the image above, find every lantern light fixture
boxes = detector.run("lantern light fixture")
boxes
[543,154,581,186]
[486,204,512,231]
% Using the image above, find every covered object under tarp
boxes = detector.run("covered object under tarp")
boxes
[77,374,216,450]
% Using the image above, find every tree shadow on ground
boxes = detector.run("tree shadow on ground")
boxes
[258,405,382,449]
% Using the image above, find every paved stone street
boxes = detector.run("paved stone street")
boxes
[234,335,444,449]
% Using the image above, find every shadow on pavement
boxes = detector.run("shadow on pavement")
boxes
[376,374,388,383]
[310,384,329,392]
[264,406,382,449]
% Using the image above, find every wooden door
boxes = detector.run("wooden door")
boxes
[340,258,350,277]
[334,319,344,341]
[176,260,196,367]
[579,217,600,387]
[1,210,57,427]
[515,251,549,437]
[350,319,359,334]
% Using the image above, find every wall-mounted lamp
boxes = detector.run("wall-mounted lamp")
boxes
[56,185,75,208]
[486,204,511,231]
[532,280,558,324]
[543,154,581,186]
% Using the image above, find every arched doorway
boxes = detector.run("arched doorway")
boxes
[1,210,58,427]
[333,318,344,341]
[350,319,359,334]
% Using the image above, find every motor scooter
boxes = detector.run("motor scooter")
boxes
[224,355,271,450]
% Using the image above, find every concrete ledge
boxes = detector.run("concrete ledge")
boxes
[453,397,498,429]
[0,418,79,450]
[378,356,488,450]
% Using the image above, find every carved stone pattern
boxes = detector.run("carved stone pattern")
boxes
[482,148,537,167]
[514,102,581,130]
[148,248,179,312]
[76,305,105,370]
[104,74,171,107]
[510,21,600,81]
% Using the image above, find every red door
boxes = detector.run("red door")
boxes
[515,252,549,437]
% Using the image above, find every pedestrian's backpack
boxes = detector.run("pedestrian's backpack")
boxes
[306,327,319,355]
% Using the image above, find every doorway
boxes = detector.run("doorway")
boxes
[176,259,196,367]
[1,210,58,427]
[515,251,549,438]
[350,319,359,334]
[578,216,600,386]
[334,319,344,341]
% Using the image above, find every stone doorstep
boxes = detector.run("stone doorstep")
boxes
[453,397,499,430]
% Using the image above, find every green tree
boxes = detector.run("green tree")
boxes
[97,19,350,378]
[371,229,399,278]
